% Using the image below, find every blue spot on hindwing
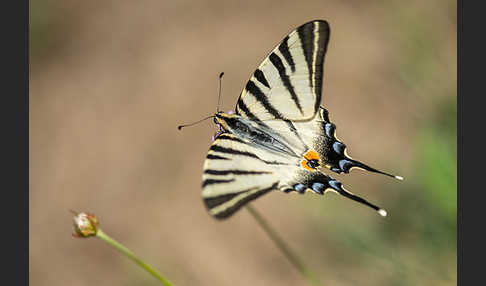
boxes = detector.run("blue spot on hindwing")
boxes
[294,183,306,194]
[339,159,353,173]
[328,179,342,191]
[331,167,342,173]
[311,182,325,194]
[332,142,346,154]
[324,123,335,137]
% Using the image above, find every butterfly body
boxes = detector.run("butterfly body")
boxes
[200,20,401,219]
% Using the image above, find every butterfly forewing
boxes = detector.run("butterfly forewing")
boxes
[236,20,330,121]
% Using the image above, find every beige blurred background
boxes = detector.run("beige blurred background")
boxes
[30,0,456,285]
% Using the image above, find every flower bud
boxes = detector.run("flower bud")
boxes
[71,210,99,238]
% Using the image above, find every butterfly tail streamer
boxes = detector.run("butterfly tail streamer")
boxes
[341,158,404,181]
[326,181,388,217]
[301,172,387,217]
[317,108,403,181]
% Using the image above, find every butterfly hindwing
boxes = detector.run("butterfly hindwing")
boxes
[236,20,330,121]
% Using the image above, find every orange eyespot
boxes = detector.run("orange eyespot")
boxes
[304,150,320,161]
[301,160,314,171]
[301,150,321,171]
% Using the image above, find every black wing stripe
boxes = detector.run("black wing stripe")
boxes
[204,191,250,209]
[210,144,291,166]
[268,52,304,115]
[313,21,330,112]
[210,182,278,219]
[253,69,270,88]
[204,169,272,175]
[236,100,271,130]
[206,154,229,160]
[297,21,315,89]
[210,145,259,159]
[245,80,283,119]
[202,178,235,188]
[217,134,247,144]
[278,36,295,72]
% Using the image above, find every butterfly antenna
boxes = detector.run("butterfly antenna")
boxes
[177,115,215,131]
[217,72,224,113]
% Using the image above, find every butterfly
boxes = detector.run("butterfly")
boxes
[201,20,402,219]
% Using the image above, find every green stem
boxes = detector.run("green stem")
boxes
[246,205,323,286]
[96,229,174,286]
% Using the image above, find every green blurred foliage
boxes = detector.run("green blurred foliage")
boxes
[416,98,457,224]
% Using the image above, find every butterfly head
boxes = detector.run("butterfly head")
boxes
[212,110,236,141]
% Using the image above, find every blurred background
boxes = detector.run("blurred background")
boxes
[30,0,456,285]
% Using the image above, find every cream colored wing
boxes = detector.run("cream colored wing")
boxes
[236,20,330,121]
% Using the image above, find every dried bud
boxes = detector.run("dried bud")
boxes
[71,210,99,238]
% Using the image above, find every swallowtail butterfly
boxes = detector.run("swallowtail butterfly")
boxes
[201,20,402,219]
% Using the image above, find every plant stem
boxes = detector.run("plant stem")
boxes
[246,205,323,286]
[96,229,174,286]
